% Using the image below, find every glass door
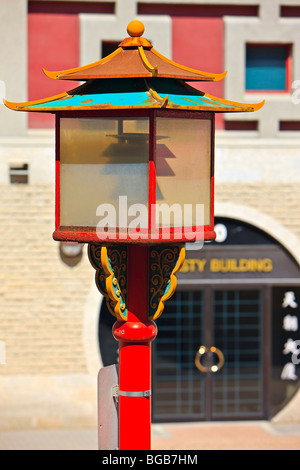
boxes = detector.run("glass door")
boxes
[152,290,205,422]
[152,287,267,422]
[211,289,265,419]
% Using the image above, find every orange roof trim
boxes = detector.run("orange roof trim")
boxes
[42,22,227,82]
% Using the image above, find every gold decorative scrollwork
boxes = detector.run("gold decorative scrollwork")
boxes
[88,244,127,321]
[149,244,185,321]
[89,243,185,322]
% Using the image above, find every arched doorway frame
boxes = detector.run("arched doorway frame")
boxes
[215,202,300,265]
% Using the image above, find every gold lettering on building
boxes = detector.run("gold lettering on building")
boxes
[181,259,207,273]
[181,258,273,273]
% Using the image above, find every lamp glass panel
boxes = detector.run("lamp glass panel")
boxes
[60,117,149,229]
[155,117,211,228]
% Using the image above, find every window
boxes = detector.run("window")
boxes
[101,41,120,58]
[9,164,29,184]
[246,44,291,92]
[224,121,258,131]
[280,121,300,132]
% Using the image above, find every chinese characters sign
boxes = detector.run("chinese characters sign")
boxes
[281,290,300,381]
[272,287,300,383]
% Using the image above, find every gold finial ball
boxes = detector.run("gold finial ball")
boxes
[127,20,145,38]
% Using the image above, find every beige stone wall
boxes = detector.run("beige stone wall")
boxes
[0,184,93,375]
[215,182,300,241]
[0,182,101,429]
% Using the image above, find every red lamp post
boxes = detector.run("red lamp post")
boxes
[5,20,264,450]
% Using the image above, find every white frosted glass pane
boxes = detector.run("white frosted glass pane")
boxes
[60,117,149,228]
[60,163,149,227]
[155,118,211,227]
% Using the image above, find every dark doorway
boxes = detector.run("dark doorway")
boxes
[152,287,267,422]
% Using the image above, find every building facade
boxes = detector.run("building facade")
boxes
[0,0,300,429]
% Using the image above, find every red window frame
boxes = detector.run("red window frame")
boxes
[245,43,292,94]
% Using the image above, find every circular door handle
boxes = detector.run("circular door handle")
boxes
[194,346,225,373]
[194,346,209,373]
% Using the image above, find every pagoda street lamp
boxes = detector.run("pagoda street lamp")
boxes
[5,20,264,451]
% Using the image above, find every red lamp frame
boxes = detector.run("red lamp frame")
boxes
[53,108,216,245]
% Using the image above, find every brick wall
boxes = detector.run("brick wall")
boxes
[215,182,300,241]
[0,184,93,375]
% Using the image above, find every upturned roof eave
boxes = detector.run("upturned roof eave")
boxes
[4,88,265,114]
[41,42,228,82]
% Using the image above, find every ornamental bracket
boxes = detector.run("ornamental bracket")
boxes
[88,244,185,321]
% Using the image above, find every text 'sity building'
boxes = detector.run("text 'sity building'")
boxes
[1,0,300,428]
